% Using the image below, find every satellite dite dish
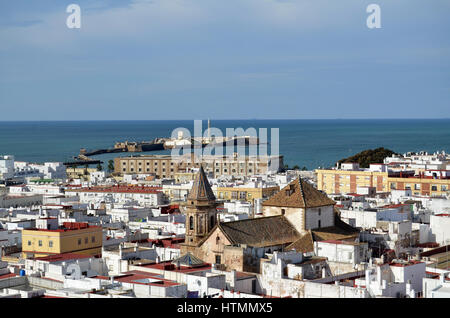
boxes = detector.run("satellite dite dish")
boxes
[65,263,82,280]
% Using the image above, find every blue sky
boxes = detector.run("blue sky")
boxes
[0,0,449,120]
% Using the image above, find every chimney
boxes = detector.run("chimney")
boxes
[376,266,382,287]
[440,273,445,284]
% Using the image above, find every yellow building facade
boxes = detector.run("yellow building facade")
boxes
[387,177,450,196]
[317,169,450,196]
[316,169,389,194]
[22,224,103,258]
[215,186,279,204]
[66,167,97,181]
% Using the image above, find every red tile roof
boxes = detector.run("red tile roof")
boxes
[390,260,423,267]
[0,273,17,280]
[27,222,101,232]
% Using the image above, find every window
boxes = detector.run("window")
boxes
[431,185,438,191]
[215,255,221,264]
[85,237,88,244]
[38,240,42,247]
[415,184,421,190]
[189,216,194,230]
[210,215,215,228]
[318,220,321,228]
[390,183,397,190]
[28,240,31,246]
[78,238,82,245]
[49,241,53,248]
[442,185,448,191]
[318,208,321,216]
[281,209,286,215]
[216,236,220,244]
[92,236,95,243]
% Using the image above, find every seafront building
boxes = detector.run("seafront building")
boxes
[114,153,284,178]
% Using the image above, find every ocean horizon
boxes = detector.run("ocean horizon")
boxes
[1,119,449,169]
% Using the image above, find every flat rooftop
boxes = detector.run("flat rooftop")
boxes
[136,260,212,273]
[33,253,92,263]
[66,185,162,194]
[93,270,181,287]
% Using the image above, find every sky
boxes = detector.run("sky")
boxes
[0,0,449,120]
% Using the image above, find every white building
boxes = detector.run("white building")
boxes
[9,183,64,197]
[14,161,66,180]
[355,260,426,298]
[0,229,21,247]
[107,207,152,223]
[340,206,411,229]
[315,240,369,266]
[423,273,450,298]
[67,185,164,207]
[23,253,108,281]
[430,214,450,246]
[0,156,14,180]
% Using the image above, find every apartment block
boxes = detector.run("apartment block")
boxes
[22,219,103,258]
[316,168,389,194]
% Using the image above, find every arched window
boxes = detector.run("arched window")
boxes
[189,216,194,230]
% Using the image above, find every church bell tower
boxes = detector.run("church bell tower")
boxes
[184,165,217,246]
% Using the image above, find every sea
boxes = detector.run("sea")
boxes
[0,119,449,170]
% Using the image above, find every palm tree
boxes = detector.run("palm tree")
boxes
[107,160,114,173]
